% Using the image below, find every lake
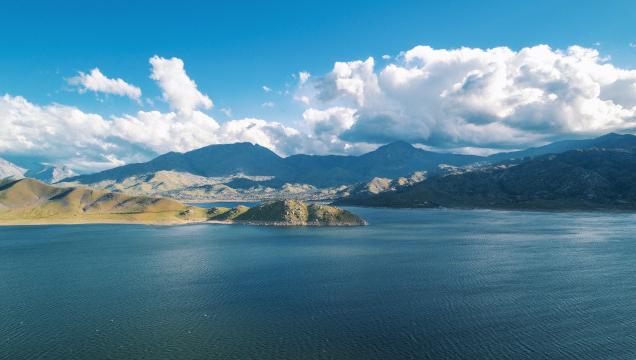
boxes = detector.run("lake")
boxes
[2,207,636,359]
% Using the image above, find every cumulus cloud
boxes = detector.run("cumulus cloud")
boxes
[0,94,138,172]
[149,55,213,114]
[316,57,380,107]
[218,118,306,154]
[0,93,309,172]
[262,85,272,92]
[0,57,306,172]
[300,107,365,154]
[67,68,141,102]
[303,107,356,140]
[299,44,636,150]
[5,45,636,173]
[0,56,310,172]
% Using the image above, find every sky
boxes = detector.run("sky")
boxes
[2,0,636,172]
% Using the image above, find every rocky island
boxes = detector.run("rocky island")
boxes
[0,178,365,226]
[207,199,366,226]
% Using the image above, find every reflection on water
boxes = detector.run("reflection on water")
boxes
[2,208,636,359]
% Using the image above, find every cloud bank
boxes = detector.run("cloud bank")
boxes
[298,45,636,151]
[1,56,304,172]
[3,44,636,173]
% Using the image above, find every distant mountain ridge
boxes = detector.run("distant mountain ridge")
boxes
[338,148,636,210]
[65,141,482,187]
[25,164,76,183]
[0,157,76,183]
[0,157,26,180]
[486,132,636,162]
[60,132,636,190]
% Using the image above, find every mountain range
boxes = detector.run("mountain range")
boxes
[54,132,636,200]
[64,141,482,187]
[486,132,636,162]
[338,148,636,210]
[6,132,636,206]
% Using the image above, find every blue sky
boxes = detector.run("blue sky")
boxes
[2,1,636,171]
[3,0,635,119]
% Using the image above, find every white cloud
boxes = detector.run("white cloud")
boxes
[296,96,310,105]
[0,57,313,172]
[300,107,365,153]
[299,44,636,150]
[0,94,134,172]
[262,85,272,92]
[110,110,221,154]
[299,71,311,85]
[303,107,356,138]
[220,107,232,117]
[6,45,636,174]
[261,101,275,108]
[68,68,141,102]
[149,55,213,115]
[381,54,391,60]
[218,118,305,155]
[316,57,380,107]
[0,93,310,172]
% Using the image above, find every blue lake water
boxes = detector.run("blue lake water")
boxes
[2,208,636,359]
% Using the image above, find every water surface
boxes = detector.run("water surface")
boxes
[2,208,636,359]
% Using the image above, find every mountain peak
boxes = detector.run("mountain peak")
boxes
[597,132,633,140]
[592,132,636,148]
[375,141,416,152]
[596,132,621,139]
[26,164,76,183]
[0,157,26,180]
[192,142,274,154]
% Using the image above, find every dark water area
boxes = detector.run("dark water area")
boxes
[2,208,636,359]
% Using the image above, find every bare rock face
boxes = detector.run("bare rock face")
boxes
[342,170,428,201]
